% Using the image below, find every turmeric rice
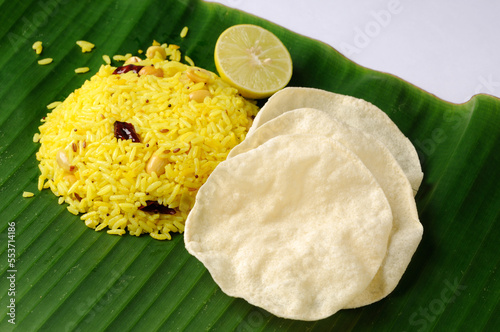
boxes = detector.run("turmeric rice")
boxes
[35,43,259,240]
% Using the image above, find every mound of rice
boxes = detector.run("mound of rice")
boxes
[36,48,259,240]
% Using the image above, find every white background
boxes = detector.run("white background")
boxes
[205,0,500,104]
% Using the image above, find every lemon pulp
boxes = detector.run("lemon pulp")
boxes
[215,24,293,99]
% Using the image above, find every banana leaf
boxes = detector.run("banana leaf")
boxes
[1,0,499,331]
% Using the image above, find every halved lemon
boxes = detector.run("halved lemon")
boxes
[214,24,293,99]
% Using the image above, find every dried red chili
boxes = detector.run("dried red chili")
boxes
[139,201,176,215]
[112,64,144,75]
[114,121,140,142]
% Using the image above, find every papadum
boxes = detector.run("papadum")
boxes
[229,108,423,308]
[249,87,423,194]
[185,135,393,320]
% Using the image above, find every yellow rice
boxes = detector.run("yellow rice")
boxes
[47,101,62,109]
[180,26,189,38]
[113,53,133,62]
[102,55,111,65]
[32,41,43,54]
[75,67,90,74]
[38,58,53,65]
[76,40,95,53]
[36,50,259,240]
[184,55,195,66]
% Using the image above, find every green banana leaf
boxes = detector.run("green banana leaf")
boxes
[1,0,499,331]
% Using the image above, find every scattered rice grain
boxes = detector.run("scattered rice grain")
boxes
[32,41,43,54]
[75,67,90,74]
[38,58,53,65]
[76,40,95,53]
[47,101,62,109]
[33,133,41,142]
[102,55,111,64]
[113,53,133,62]
[184,55,195,66]
[180,26,189,38]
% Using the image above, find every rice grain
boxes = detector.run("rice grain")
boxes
[38,58,53,65]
